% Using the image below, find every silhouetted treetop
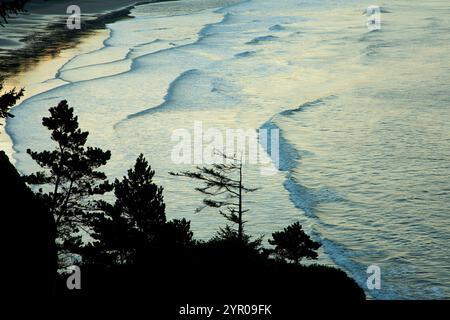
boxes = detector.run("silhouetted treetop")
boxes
[0,150,56,294]
[82,154,193,265]
[114,153,166,232]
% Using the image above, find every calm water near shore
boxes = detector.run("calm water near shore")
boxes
[3,0,450,299]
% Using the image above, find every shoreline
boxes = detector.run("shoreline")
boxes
[0,29,110,159]
[0,1,167,78]
[0,0,176,158]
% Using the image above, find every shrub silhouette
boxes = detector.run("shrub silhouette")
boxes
[0,0,28,26]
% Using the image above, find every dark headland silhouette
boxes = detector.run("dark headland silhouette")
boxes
[1,99,365,303]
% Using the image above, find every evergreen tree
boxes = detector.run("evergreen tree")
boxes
[84,154,193,265]
[170,153,257,242]
[268,222,321,265]
[26,100,112,246]
[113,154,166,235]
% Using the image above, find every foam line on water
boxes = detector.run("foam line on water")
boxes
[113,69,200,129]
[57,1,246,85]
[258,95,383,297]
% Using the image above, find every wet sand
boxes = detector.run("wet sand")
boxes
[0,0,176,155]
[0,0,175,78]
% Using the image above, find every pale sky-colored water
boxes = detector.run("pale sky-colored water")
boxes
[3,0,450,299]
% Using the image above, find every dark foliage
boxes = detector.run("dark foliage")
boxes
[25,100,112,248]
[55,243,365,304]
[158,218,194,249]
[268,222,321,264]
[170,153,258,242]
[0,0,28,26]
[80,154,193,266]
[109,153,166,234]
[208,224,263,255]
[0,80,24,126]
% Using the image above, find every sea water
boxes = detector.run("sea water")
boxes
[5,0,450,299]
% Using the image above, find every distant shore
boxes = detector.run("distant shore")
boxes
[0,0,177,78]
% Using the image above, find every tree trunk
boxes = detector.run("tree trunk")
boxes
[238,162,242,241]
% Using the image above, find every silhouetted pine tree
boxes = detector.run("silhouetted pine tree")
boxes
[112,154,166,234]
[268,222,321,264]
[26,100,112,249]
[0,80,23,127]
[83,154,193,265]
[158,218,194,250]
[170,153,257,243]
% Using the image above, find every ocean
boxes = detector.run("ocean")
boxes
[4,0,450,299]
